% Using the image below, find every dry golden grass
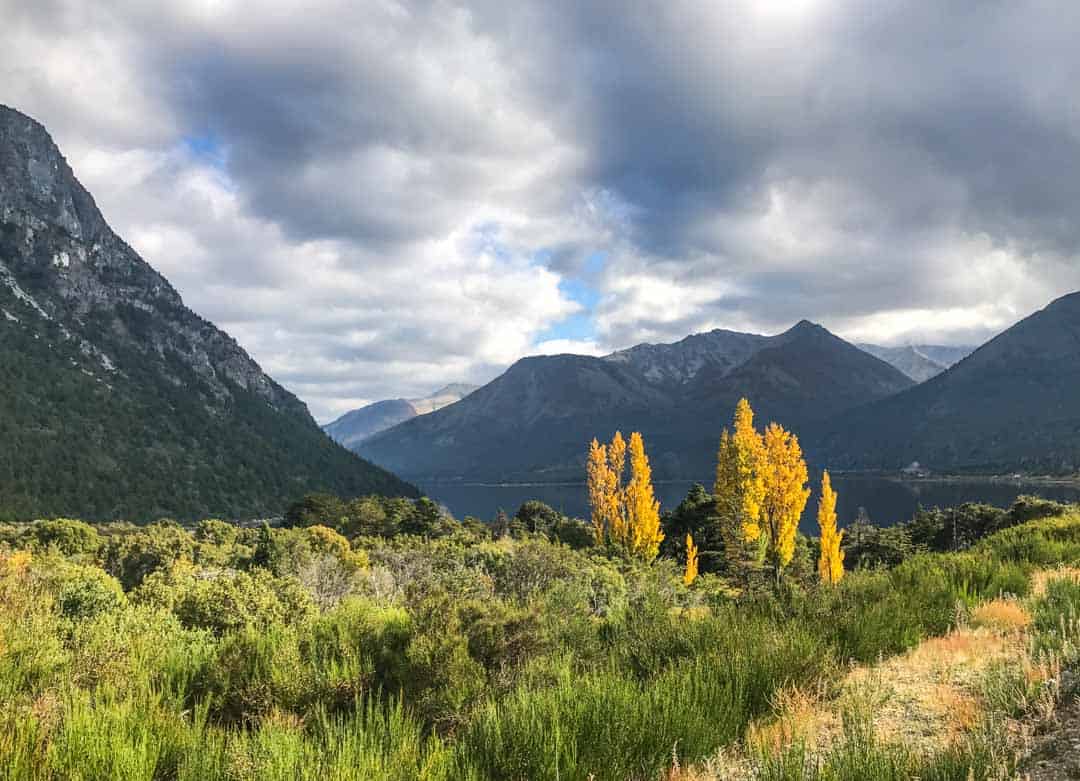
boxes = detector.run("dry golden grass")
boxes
[672,577,1066,781]
[663,764,714,781]
[1030,566,1080,598]
[744,684,839,757]
[971,598,1032,631]
[663,748,750,781]
[850,624,1026,752]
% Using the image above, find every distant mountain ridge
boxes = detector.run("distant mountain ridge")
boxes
[358,320,915,482]
[323,383,479,449]
[857,343,974,382]
[0,105,416,520]
[825,292,1080,474]
[603,329,768,386]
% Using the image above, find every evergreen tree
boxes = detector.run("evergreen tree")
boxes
[660,484,722,571]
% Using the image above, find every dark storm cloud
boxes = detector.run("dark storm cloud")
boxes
[5,0,1080,418]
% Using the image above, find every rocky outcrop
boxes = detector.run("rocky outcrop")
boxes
[0,105,306,416]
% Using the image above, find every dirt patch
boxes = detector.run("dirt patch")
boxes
[1022,689,1080,781]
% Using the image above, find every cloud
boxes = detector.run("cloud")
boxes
[4,0,1080,419]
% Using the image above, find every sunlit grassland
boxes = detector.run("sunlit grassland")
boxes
[3,512,1080,779]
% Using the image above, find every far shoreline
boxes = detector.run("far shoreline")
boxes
[414,473,1080,489]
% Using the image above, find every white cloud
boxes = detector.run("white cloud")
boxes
[532,338,604,357]
[5,0,1080,422]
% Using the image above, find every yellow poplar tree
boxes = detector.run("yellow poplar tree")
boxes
[684,533,699,586]
[817,470,845,585]
[760,422,811,586]
[608,431,628,546]
[715,429,744,570]
[626,432,664,561]
[731,398,767,542]
[715,399,768,578]
[586,431,663,561]
[587,438,616,545]
[586,438,608,545]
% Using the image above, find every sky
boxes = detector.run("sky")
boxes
[4,0,1080,422]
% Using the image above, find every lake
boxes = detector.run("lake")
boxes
[421,476,1080,532]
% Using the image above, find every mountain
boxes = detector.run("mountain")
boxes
[410,383,479,414]
[857,343,974,382]
[603,329,768,387]
[358,321,914,482]
[915,344,976,368]
[323,383,478,449]
[826,292,1080,473]
[0,105,417,521]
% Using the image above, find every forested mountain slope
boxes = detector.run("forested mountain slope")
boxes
[0,105,416,520]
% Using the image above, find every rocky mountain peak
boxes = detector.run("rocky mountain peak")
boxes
[0,105,108,244]
[0,105,303,417]
[603,327,768,385]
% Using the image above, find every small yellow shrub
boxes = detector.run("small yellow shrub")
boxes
[970,599,1032,631]
[1,549,32,576]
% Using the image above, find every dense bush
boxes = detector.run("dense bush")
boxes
[57,566,125,620]
[21,518,101,557]
[3,504,1080,780]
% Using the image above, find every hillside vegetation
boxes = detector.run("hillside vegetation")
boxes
[2,491,1080,780]
[0,105,416,522]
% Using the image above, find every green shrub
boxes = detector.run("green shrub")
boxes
[57,567,125,620]
[22,518,101,557]
[103,522,196,590]
[135,567,315,634]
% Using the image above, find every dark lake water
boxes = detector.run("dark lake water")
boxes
[422,477,1080,532]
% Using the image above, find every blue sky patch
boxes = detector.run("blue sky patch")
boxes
[182,133,227,169]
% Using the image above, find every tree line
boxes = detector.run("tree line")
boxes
[587,397,845,589]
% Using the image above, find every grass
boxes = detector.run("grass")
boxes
[688,554,1080,779]
[4,511,1080,780]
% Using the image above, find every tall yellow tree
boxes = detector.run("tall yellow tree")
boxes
[684,533,699,586]
[586,438,613,545]
[608,431,628,545]
[760,422,811,586]
[586,430,663,561]
[817,470,845,585]
[626,432,664,561]
[732,398,767,541]
[715,398,767,576]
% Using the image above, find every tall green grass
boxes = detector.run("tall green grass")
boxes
[458,619,827,781]
[4,512,1080,780]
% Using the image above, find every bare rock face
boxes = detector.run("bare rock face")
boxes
[0,105,304,416]
[0,105,416,520]
[604,329,769,387]
[857,343,974,383]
